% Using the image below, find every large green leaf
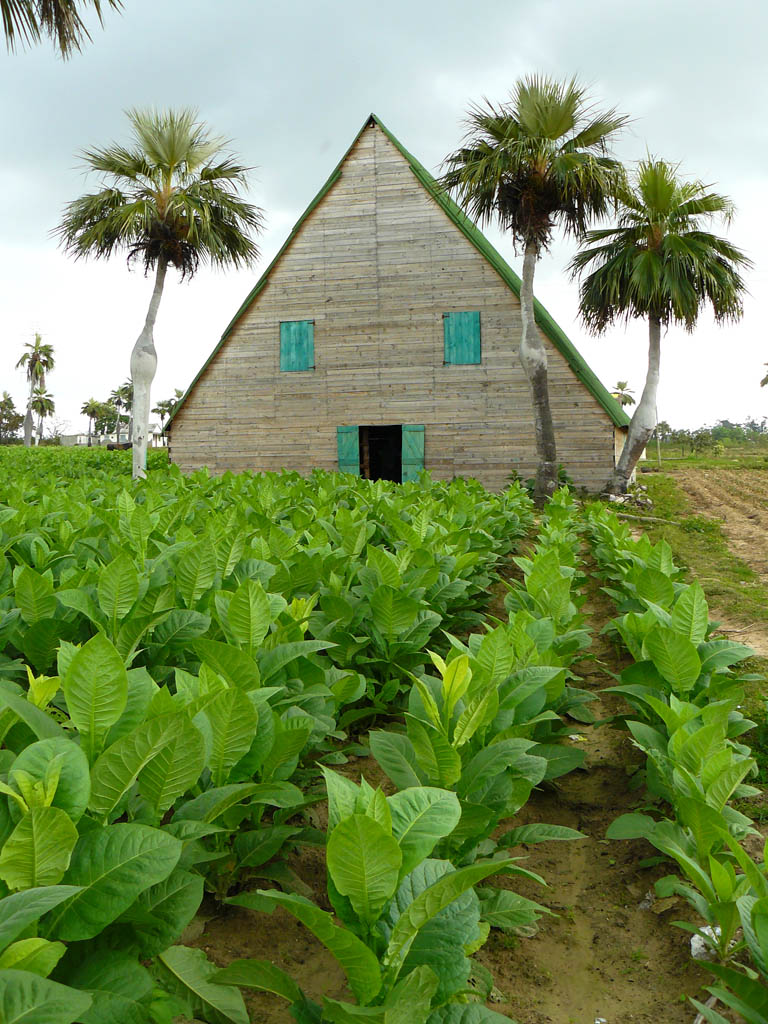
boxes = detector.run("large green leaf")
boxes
[0,886,82,951]
[9,738,90,823]
[44,823,181,941]
[138,714,206,815]
[211,958,303,1003]
[0,807,78,890]
[643,626,701,693]
[66,952,153,1024]
[369,732,423,791]
[194,639,261,690]
[156,945,249,1024]
[670,583,709,644]
[327,815,402,923]
[387,789,461,878]
[0,689,65,742]
[406,718,461,788]
[97,555,139,624]
[383,859,516,981]
[0,937,66,976]
[230,891,381,1005]
[109,868,204,958]
[173,781,302,822]
[0,969,92,1024]
[370,586,420,642]
[176,542,217,608]
[203,688,259,787]
[14,566,57,624]
[227,579,272,650]
[62,634,128,759]
[89,715,190,821]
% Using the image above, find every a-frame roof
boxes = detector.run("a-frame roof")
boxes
[168,114,629,430]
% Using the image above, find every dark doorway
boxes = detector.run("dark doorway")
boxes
[360,425,402,483]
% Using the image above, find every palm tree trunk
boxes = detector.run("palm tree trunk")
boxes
[607,316,661,493]
[519,238,558,505]
[88,417,92,447]
[23,379,34,447]
[131,258,166,480]
[36,414,43,445]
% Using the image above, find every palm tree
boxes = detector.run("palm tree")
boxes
[57,108,263,479]
[16,334,55,446]
[570,158,751,493]
[30,386,55,444]
[151,397,175,431]
[80,397,100,446]
[440,76,628,502]
[1,0,121,56]
[115,379,134,441]
[611,381,636,407]
[761,363,768,388]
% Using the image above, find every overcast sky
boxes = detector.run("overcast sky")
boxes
[1,0,766,436]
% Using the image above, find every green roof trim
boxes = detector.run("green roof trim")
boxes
[168,113,629,430]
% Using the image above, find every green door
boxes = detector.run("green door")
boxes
[401,425,425,482]
[336,425,360,475]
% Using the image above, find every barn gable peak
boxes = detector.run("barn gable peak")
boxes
[168,114,628,430]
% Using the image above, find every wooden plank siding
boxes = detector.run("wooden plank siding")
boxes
[170,121,617,492]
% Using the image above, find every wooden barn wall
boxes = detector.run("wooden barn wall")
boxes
[170,124,616,492]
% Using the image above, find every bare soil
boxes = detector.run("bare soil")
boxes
[672,469,768,657]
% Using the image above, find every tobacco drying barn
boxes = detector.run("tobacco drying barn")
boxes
[167,114,629,491]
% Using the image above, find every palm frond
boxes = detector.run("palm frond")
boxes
[2,0,121,56]
[56,108,264,277]
[439,75,627,250]
[570,157,752,334]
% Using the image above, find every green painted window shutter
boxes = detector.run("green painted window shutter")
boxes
[443,311,481,365]
[336,425,360,475]
[280,320,314,371]
[401,425,425,482]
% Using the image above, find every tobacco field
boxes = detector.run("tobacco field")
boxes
[0,447,765,1024]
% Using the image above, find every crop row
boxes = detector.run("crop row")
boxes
[584,504,768,1022]
[0,455,600,1024]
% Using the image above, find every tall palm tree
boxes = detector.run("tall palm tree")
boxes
[80,397,100,446]
[440,76,628,502]
[1,0,121,56]
[57,108,263,479]
[16,334,55,446]
[30,386,55,444]
[570,158,751,493]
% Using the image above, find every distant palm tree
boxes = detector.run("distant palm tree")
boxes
[80,397,100,446]
[115,379,134,441]
[16,334,55,446]
[151,398,175,432]
[440,76,628,503]
[571,158,751,493]
[57,107,263,479]
[1,0,122,56]
[30,386,55,444]
[611,381,636,407]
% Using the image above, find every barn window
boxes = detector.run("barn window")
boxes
[443,311,481,365]
[280,320,315,371]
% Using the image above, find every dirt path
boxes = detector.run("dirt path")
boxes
[482,586,710,1024]
[674,469,768,584]
[673,469,768,657]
